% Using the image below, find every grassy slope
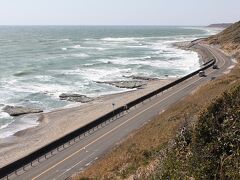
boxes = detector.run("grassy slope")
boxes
[155,84,240,179]
[75,22,240,179]
[207,21,240,57]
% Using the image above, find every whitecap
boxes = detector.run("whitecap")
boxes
[61,67,132,82]
[72,45,82,49]
[83,63,96,66]
[60,39,70,41]
[96,47,109,51]
[0,115,39,139]
[0,110,14,130]
[34,75,54,82]
[1,78,76,99]
[71,53,89,58]
[149,40,200,72]
[0,111,12,120]
[97,56,153,65]
[101,37,143,43]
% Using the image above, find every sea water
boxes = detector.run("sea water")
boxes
[0,26,221,138]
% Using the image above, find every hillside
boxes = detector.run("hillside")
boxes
[157,21,240,180]
[155,85,240,179]
[75,23,240,180]
[207,21,240,58]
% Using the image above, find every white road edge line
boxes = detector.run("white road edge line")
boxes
[55,152,95,180]
[32,45,224,180]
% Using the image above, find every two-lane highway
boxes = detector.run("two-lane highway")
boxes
[3,44,234,180]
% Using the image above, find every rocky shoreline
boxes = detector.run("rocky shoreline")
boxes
[1,75,160,117]
[2,105,43,117]
[0,40,205,168]
[0,77,174,168]
[95,75,160,89]
[96,80,147,89]
[59,93,94,103]
[173,41,212,64]
[122,75,159,81]
[1,41,205,118]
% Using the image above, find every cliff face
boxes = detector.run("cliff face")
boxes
[207,21,240,58]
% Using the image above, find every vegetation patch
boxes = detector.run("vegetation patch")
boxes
[74,21,240,180]
[156,84,240,179]
[74,60,239,179]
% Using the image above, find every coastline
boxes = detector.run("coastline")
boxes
[0,78,175,167]
[77,44,239,180]
[0,40,206,168]
[77,23,240,179]
[173,40,212,64]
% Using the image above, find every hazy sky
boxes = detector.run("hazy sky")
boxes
[0,0,239,25]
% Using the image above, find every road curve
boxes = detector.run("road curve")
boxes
[3,44,233,180]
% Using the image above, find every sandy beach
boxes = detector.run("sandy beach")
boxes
[0,78,174,167]
[0,37,211,168]
[0,1,237,179]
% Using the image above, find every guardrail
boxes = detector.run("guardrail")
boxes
[0,59,216,179]
[191,38,206,43]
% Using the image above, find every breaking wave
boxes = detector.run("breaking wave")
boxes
[0,26,218,138]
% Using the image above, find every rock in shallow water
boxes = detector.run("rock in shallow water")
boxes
[123,75,159,81]
[59,93,94,103]
[2,105,43,116]
[96,81,147,89]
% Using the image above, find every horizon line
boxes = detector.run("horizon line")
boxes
[0,24,209,27]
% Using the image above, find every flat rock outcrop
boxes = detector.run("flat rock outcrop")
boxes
[123,75,158,81]
[3,105,43,116]
[96,81,147,89]
[59,93,94,103]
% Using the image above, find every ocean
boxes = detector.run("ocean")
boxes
[0,26,220,138]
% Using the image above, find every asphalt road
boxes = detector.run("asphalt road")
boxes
[3,44,233,180]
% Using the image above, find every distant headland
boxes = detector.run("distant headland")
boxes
[207,23,233,28]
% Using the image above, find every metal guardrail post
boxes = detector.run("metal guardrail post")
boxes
[0,59,216,179]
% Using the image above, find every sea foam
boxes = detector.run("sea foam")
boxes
[0,26,217,139]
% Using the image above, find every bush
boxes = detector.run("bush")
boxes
[158,85,240,179]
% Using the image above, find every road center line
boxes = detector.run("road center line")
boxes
[55,152,95,180]
[32,74,205,180]
[32,46,221,180]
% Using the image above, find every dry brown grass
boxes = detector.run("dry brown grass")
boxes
[73,36,240,180]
